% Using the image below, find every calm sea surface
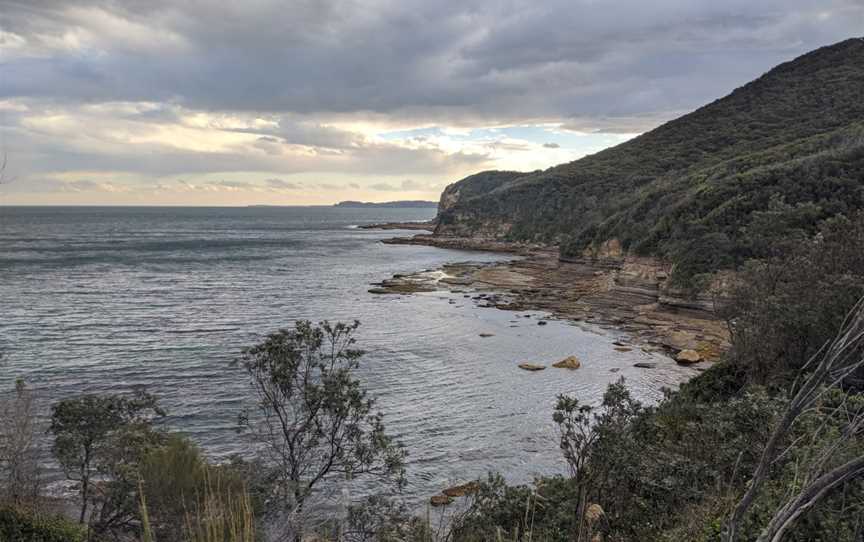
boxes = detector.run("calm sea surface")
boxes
[0,206,697,502]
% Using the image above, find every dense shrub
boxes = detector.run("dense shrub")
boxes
[719,211,864,386]
[446,375,864,541]
[0,506,85,542]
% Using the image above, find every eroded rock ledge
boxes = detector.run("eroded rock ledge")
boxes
[359,221,436,231]
[372,235,730,361]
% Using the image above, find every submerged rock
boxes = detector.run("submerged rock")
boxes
[368,288,392,294]
[368,278,437,295]
[552,356,581,369]
[614,346,633,352]
[518,363,546,371]
[634,362,657,369]
[430,495,453,507]
[479,333,495,338]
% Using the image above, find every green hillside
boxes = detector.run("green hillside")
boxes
[437,38,864,284]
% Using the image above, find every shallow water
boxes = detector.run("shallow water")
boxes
[0,206,698,502]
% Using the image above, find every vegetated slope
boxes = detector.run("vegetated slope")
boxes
[436,38,864,284]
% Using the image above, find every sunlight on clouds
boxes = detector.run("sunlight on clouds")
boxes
[129,124,256,154]
[3,98,642,204]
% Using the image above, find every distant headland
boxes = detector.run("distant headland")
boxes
[334,200,438,208]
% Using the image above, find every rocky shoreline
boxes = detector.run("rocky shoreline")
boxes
[372,232,730,363]
[359,221,436,231]
[367,227,730,505]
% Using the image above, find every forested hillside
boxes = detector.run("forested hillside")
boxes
[436,38,864,285]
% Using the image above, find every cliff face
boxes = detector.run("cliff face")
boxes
[434,170,525,236]
[433,38,864,281]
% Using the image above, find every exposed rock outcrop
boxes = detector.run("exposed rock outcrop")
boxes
[675,349,703,364]
[372,236,729,362]
[443,481,481,497]
[359,221,435,231]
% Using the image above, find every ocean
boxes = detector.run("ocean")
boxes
[0,205,697,502]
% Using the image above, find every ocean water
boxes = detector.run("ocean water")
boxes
[0,206,697,502]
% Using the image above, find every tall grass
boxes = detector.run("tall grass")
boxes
[138,468,255,542]
[183,468,255,542]
[139,479,155,542]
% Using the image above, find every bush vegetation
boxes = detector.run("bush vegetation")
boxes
[0,505,86,542]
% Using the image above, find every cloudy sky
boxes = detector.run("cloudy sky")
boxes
[1,0,862,205]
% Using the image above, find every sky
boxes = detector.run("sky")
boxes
[0,1,862,205]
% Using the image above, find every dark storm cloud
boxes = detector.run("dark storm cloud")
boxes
[2,0,863,121]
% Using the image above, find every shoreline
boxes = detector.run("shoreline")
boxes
[359,221,437,231]
[373,231,729,364]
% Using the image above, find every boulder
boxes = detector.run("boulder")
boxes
[537,320,548,326]
[552,356,581,370]
[614,347,633,352]
[518,363,546,371]
[676,349,703,364]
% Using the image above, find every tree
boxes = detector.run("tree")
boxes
[238,320,405,540]
[553,393,596,542]
[553,378,643,542]
[49,389,164,528]
[0,379,41,505]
